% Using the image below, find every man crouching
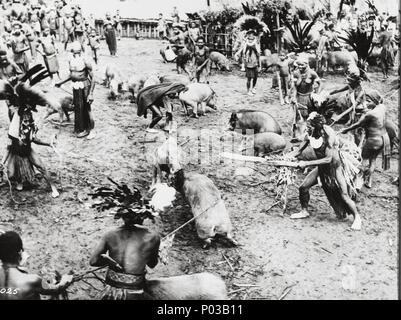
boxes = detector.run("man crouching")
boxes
[89,208,160,300]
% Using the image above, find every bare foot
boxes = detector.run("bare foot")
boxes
[350,215,361,231]
[16,183,23,191]
[51,190,60,198]
[290,209,310,219]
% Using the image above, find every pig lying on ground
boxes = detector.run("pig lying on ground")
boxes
[145,273,228,300]
[229,110,282,135]
[178,83,217,118]
[209,51,230,71]
[172,169,238,249]
[239,132,286,156]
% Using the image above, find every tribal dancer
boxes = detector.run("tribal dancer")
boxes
[0,66,61,197]
[291,112,362,231]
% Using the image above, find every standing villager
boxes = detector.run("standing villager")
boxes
[268,51,293,104]
[73,13,85,52]
[290,56,321,136]
[56,42,95,139]
[10,21,30,73]
[114,10,122,41]
[193,36,210,83]
[36,28,59,85]
[171,6,180,23]
[157,13,166,39]
[103,13,117,56]
[62,10,75,50]
[341,103,390,188]
[88,29,100,64]
[290,112,362,231]
[378,23,394,79]
[136,82,186,133]
[187,21,200,53]
[0,231,73,300]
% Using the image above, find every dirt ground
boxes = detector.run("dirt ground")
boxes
[0,39,398,300]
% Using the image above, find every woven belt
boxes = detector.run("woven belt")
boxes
[105,269,146,291]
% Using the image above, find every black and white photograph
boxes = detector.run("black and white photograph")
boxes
[0,0,399,303]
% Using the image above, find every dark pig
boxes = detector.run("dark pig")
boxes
[228,110,282,135]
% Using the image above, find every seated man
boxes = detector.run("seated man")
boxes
[0,230,72,300]
[89,206,161,300]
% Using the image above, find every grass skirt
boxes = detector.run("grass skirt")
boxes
[319,140,362,218]
[6,145,35,184]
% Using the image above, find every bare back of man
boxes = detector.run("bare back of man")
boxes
[100,226,159,274]
[342,104,389,188]
[90,224,160,300]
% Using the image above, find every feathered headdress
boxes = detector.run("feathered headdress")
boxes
[89,178,157,222]
[234,15,268,35]
[0,64,52,113]
[338,26,374,80]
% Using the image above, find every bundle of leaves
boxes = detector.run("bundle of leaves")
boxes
[284,12,320,52]
[89,177,156,222]
[266,153,297,212]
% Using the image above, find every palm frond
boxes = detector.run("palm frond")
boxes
[338,26,374,62]
[284,16,319,52]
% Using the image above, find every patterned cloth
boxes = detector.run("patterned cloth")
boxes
[72,80,92,133]
[97,269,147,300]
